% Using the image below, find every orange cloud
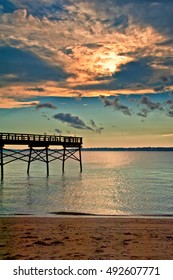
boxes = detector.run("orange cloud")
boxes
[0,2,173,108]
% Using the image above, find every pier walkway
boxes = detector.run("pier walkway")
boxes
[0,132,83,181]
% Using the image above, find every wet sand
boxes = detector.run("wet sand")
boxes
[0,217,173,260]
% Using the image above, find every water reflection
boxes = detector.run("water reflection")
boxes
[0,152,173,216]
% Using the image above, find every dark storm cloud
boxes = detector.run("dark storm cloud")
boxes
[0,46,71,86]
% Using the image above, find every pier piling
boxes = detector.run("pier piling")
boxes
[27,146,32,175]
[0,146,3,181]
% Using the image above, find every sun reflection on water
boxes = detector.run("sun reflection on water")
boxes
[0,152,173,216]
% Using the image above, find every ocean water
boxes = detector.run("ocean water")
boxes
[0,151,173,216]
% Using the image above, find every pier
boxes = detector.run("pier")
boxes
[0,132,83,181]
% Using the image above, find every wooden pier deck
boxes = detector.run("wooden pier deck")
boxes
[0,132,83,181]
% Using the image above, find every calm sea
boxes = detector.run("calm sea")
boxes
[0,151,173,216]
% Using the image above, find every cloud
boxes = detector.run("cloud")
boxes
[0,0,17,13]
[153,85,165,92]
[0,0,173,105]
[42,113,50,120]
[162,133,173,137]
[135,95,173,119]
[36,102,57,110]
[159,76,169,83]
[107,14,129,32]
[0,46,70,86]
[157,39,173,46]
[53,113,94,131]
[83,43,103,49]
[139,96,163,111]
[113,0,173,35]
[100,95,131,116]
[167,110,173,117]
[95,127,104,134]
[0,97,39,109]
[112,59,153,85]
[9,0,68,19]
[89,119,97,128]
[166,99,173,109]
[26,87,45,92]
[55,128,62,134]
[89,119,104,134]
[167,99,173,106]
[74,92,82,101]
[137,108,149,118]
[74,56,172,93]
[53,112,104,133]
[166,99,173,117]
[99,93,173,120]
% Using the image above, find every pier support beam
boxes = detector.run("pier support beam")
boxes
[27,146,32,175]
[45,146,49,176]
[62,146,66,173]
[0,146,3,181]
[79,147,82,172]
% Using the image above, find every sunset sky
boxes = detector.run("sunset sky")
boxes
[0,0,173,147]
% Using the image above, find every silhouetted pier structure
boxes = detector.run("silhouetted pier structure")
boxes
[0,132,83,181]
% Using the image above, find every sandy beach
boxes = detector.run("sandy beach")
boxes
[0,217,173,260]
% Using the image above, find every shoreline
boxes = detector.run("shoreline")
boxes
[1,216,173,260]
[1,214,173,219]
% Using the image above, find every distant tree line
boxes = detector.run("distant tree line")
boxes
[82,147,173,151]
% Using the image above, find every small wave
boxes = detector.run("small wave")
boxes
[49,211,99,216]
[48,212,173,218]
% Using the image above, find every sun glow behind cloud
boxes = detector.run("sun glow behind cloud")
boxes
[0,0,173,106]
[93,51,133,75]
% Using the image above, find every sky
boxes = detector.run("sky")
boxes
[0,0,173,147]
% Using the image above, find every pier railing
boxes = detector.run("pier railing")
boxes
[0,132,82,145]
